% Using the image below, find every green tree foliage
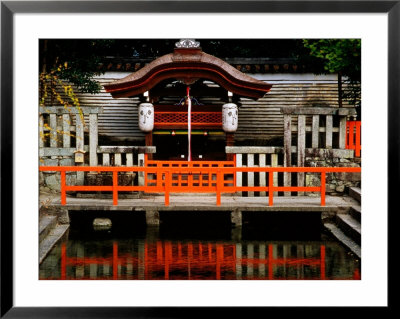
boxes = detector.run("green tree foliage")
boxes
[40,39,114,94]
[302,39,361,107]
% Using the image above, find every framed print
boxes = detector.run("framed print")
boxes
[1,0,396,317]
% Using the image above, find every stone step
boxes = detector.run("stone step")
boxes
[349,186,361,203]
[39,224,70,265]
[324,222,361,259]
[350,205,361,222]
[39,215,58,244]
[336,214,361,245]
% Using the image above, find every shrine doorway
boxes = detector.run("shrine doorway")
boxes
[152,133,226,161]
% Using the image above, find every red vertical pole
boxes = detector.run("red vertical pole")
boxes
[113,241,118,280]
[268,171,274,206]
[216,169,222,206]
[60,170,66,205]
[321,171,326,206]
[61,242,66,280]
[187,86,192,162]
[165,171,170,206]
[113,171,118,206]
[233,153,237,187]
[355,121,361,157]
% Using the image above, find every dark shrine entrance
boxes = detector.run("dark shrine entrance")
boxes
[153,133,226,161]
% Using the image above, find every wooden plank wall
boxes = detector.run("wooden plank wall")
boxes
[41,73,357,142]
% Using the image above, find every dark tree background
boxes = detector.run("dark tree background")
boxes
[39,39,360,108]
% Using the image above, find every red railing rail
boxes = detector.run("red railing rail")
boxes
[346,121,361,157]
[39,164,361,207]
[154,111,222,128]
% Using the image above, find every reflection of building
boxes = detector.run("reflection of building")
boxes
[39,240,360,280]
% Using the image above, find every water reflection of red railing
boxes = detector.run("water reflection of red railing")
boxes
[55,241,360,280]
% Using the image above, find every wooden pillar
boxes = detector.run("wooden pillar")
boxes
[230,209,242,227]
[39,114,44,147]
[226,133,234,161]
[311,115,319,148]
[283,115,292,196]
[325,115,333,149]
[271,153,278,196]
[259,153,266,196]
[49,113,57,148]
[89,113,98,166]
[339,116,347,149]
[297,115,306,195]
[62,114,71,148]
[236,153,243,196]
[75,113,84,186]
[145,132,153,160]
[247,153,254,197]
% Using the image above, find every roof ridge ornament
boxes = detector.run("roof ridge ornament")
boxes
[175,39,200,48]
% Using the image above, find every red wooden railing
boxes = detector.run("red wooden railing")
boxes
[154,111,222,128]
[346,121,361,157]
[57,241,340,280]
[39,162,360,207]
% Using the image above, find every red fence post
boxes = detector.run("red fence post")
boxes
[60,170,66,205]
[216,169,222,206]
[320,171,326,206]
[113,171,118,206]
[355,121,361,157]
[268,171,274,206]
[165,171,170,206]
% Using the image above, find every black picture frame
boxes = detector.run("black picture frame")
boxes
[1,1,395,317]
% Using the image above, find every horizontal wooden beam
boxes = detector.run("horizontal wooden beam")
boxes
[226,146,354,159]
[226,146,282,154]
[280,107,357,116]
[39,106,103,115]
[39,146,89,157]
[97,146,156,154]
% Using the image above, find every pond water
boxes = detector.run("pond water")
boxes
[39,211,360,280]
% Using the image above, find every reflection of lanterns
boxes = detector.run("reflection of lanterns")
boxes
[222,103,238,132]
[138,103,154,132]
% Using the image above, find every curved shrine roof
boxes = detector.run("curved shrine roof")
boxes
[103,47,272,99]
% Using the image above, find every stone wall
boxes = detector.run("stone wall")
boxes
[305,149,361,196]
[40,156,76,193]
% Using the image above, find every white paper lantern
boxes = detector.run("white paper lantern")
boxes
[222,103,238,132]
[138,103,154,132]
